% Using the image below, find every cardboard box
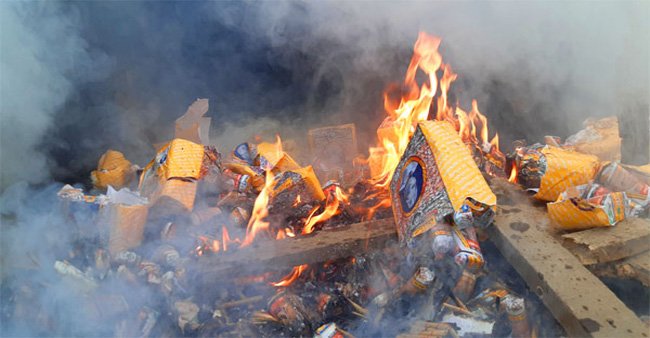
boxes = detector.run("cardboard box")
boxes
[308,123,358,172]
[175,98,211,145]
[139,138,205,211]
[390,121,496,245]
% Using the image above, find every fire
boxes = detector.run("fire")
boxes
[222,226,231,251]
[369,32,502,186]
[241,169,274,247]
[195,236,221,256]
[508,164,518,183]
[293,194,302,207]
[242,137,284,246]
[302,186,348,235]
[271,264,308,287]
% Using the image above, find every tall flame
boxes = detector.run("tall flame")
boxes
[241,137,285,246]
[369,32,501,186]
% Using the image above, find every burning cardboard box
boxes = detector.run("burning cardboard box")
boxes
[256,141,301,174]
[390,120,496,245]
[139,138,205,211]
[270,166,326,204]
[308,123,358,183]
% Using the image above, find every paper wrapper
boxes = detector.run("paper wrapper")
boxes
[140,139,205,186]
[271,165,325,202]
[390,120,496,244]
[564,116,621,162]
[256,142,300,173]
[548,185,626,231]
[534,146,600,202]
[91,150,135,190]
[104,203,149,255]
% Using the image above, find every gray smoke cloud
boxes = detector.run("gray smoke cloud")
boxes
[1,1,648,189]
[0,2,111,190]
[250,1,649,144]
[0,1,648,336]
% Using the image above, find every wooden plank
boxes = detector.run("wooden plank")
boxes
[561,217,650,265]
[590,251,650,287]
[196,218,396,282]
[487,178,648,338]
[626,251,650,287]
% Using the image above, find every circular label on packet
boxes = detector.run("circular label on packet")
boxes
[398,156,426,214]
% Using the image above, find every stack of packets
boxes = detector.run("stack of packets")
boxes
[562,116,621,162]
[510,143,649,231]
[58,185,149,255]
[389,120,498,302]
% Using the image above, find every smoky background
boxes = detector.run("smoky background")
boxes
[0,0,648,336]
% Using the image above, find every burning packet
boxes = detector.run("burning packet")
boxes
[547,183,627,231]
[390,120,496,245]
[511,145,600,202]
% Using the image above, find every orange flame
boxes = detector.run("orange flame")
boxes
[241,135,282,247]
[302,186,347,235]
[241,168,275,247]
[292,194,302,207]
[222,226,231,251]
[271,264,308,287]
[508,164,518,183]
[369,32,501,187]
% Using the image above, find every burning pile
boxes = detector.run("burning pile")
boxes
[19,31,646,337]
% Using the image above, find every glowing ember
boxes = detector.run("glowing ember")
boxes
[271,264,308,287]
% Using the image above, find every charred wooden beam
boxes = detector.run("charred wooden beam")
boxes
[488,178,648,338]
[195,218,396,282]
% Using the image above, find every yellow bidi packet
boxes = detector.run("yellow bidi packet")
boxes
[534,146,601,202]
[389,120,496,244]
[547,184,627,231]
[91,150,136,191]
[139,138,205,211]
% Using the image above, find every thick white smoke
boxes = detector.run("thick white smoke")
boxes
[0,2,111,190]
[251,1,649,142]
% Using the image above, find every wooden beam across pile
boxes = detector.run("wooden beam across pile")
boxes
[196,178,649,338]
